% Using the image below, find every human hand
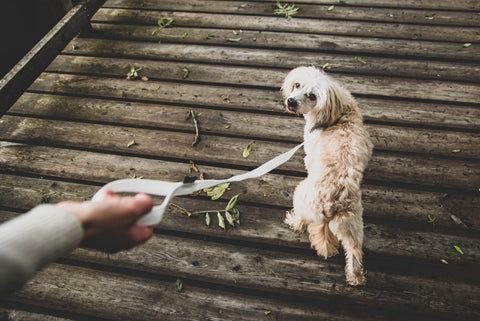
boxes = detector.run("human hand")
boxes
[57,190,154,252]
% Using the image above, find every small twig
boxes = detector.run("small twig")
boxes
[186,110,200,146]
[170,203,192,216]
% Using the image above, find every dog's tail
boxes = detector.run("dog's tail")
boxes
[308,222,339,259]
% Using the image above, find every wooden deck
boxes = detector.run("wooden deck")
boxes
[1,0,479,320]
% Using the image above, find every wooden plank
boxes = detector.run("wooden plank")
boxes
[0,308,75,321]
[103,0,480,12]
[0,0,106,115]
[1,116,479,191]
[67,236,480,318]
[92,8,480,43]
[0,144,478,231]
[4,263,401,321]
[10,93,480,160]
[89,23,480,62]
[0,174,478,266]
[11,93,480,134]
[101,0,480,26]
[64,38,480,82]
[46,54,479,90]
[28,73,480,113]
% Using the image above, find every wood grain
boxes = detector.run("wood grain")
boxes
[63,38,480,82]
[0,145,478,231]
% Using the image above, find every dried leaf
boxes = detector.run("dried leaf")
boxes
[441,259,448,264]
[217,212,226,230]
[179,67,190,79]
[127,140,136,148]
[450,214,469,229]
[243,141,253,158]
[327,5,334,11]
[454,245,464,255]
[463,43,472,48]
[175,279,183,292]
[225,194,240,211]
[206,212,211,227]
[189,160,199,172]
[226,38,242,42]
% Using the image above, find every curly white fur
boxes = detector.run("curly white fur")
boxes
[281,66,373,286]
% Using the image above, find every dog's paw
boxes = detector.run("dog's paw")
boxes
[346,270,367,286]
[284,210,305,232]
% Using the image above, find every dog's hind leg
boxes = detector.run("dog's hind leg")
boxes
[330,213,366,286]
[308,222,339,259]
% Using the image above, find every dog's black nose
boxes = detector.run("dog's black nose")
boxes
[287,98,297,108]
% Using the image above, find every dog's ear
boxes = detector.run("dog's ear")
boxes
[324,80,350,125]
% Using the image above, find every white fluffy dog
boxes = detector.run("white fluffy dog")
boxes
[281,66,373,286]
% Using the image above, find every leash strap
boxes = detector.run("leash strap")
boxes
[92,133,315,226]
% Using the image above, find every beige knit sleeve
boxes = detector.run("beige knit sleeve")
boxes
[0,204,83,295]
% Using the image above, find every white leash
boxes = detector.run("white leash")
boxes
[92,131,319,226]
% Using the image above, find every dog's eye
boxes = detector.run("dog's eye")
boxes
[295,83,301,88]
[308,93,317,101]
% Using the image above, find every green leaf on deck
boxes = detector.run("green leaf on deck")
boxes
[217,212,226,230]
[243,141,253,158]
[181,32,187,39]
[126,65,142,80]
[452,149,461,153]
[274,0,299,18]
[175,279,183,292]
[225,194,240,211]
[425,13,436,20]
[454,245,464,255]
[206,212,211,227]
[127,140,136,148]
[158,17,174,28]
[225,211,235,227]
[441,259,448,264]
[204,183,230,200]
[226,38,242,42]
[463,43,472,48]
[327,5,335,11]
[204,33,215,40]
[179,67,190,79]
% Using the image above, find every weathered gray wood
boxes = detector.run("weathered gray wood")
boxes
[10,93,480,160]
[11,93,480,135]
[0,144,478,231]
[0,0,106,116]
[212,0,480,11]
[63,38,480,82]
[28,73,480,114]
[101,0,480,26]
[92,8,480,43]
[68,235,480,318]
[0,174,478,267]
[0,308,75,321]
[89,23,480,62]
[5,263,409,321]
[1,116,479,191]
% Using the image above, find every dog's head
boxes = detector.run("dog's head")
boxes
[281,66,350,128]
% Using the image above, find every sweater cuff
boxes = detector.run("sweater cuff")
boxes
[0,205,83,294]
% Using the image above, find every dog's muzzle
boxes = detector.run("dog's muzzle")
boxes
[286,98,298,112]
